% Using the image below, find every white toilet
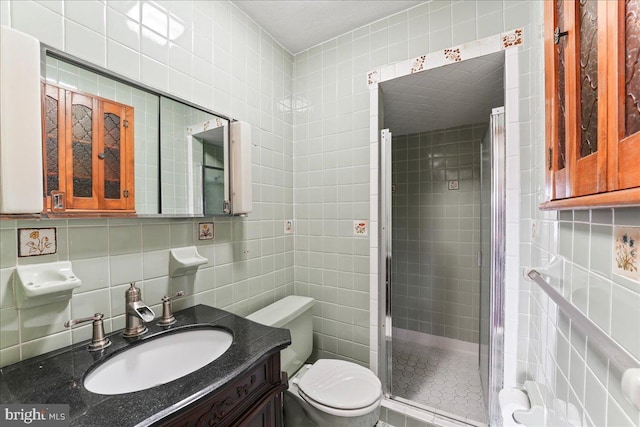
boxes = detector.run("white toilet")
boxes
[247,296,382,427]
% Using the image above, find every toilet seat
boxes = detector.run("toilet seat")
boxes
[298,387,382,417]
[296,359,382,417]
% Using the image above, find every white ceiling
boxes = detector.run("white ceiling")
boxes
[380,51,505,136]
[232,1,425,54]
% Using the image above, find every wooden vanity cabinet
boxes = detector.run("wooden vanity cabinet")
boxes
[41,83,135,213]
[542,0,640,209]
[156,352,287,427]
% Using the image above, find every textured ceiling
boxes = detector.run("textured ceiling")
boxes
[381,51,505,136]
[232,1,424,54]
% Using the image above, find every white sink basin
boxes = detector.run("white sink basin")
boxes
[84,328,233,395]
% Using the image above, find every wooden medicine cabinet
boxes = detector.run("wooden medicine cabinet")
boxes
[542,0,640,209]
[42,83,135,213]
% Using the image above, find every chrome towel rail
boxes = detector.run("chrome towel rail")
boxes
[525,266,640,410]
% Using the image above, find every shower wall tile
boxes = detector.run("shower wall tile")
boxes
[390,124,485,343]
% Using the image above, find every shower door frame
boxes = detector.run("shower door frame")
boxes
[375,41,520,425]
[378,110,506,424]
[379,107,506,414]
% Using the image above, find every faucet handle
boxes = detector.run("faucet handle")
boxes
[65,313,111,352]
[162,290,184,302]
[158,291,184,326]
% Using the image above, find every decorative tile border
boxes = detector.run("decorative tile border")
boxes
[502,28,523,49]
[198,222,214,240]
[444,48,461,63]
[18,228,57,257]
[284,219,294,235]
[613,226,640,282]
[367,70,379,89]
[367,28,523,87]
[354,220,369,237]
[410,55,426,73]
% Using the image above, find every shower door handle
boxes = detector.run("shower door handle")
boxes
[385,256,392,319]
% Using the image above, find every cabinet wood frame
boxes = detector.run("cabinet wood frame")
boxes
[542,0,640,210]
[41,83,135,213]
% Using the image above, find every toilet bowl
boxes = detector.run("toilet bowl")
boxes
[247,296,382,426]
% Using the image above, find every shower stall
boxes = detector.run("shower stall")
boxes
[378,52,506,426]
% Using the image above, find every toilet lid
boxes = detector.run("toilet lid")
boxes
[298,359,382,410]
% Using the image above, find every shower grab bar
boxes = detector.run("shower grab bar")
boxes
[524,264,640,410]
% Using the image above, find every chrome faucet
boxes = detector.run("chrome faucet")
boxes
[123,282,155,338]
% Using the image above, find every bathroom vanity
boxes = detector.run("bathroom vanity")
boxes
[0,305,291,426]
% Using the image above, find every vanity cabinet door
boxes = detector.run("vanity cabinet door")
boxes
[41,83,135,213]
[156,352,286,427]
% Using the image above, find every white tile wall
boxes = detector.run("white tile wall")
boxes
[1,2,639,425]
[520,3,640,426]
[0,0,294,367]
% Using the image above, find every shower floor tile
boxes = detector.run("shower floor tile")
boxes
[392,338,488,425]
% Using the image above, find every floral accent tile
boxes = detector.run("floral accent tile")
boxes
[444,48,462,62]
[614,226,640,281]
[198,223,214,240]
[502,28,523,49]
[18,228,56,257]
[367,70,379,89]
[354,220,369,237]
[410,55,427,73]
[284,219,294,235]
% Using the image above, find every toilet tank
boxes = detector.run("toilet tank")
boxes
[247,296,314,377]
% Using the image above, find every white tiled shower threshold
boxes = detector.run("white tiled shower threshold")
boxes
[391,337,488,427]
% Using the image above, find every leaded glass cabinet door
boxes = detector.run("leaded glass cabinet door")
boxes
[608,0,640,191]
[65,91,100,209]
[545,0,571,200]
[570,0,608,197]
[100,101,134,211]
[41,84,66,210]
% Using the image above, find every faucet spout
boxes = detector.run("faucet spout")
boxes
[123,283,155,338]
[128,301,155,322]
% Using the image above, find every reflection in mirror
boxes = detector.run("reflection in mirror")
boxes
[43,51,233,217]
[44,55,160,214]
[160,98,229,216]
[199,126,227,216]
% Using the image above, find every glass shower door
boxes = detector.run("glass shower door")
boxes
[479,120,491,405]
[478,107,505,425]
[380,128,393,397]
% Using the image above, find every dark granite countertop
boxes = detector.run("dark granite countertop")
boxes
[0,304,291,426]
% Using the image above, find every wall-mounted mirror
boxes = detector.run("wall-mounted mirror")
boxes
[42,49,231,217]
[160,98,229,216]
